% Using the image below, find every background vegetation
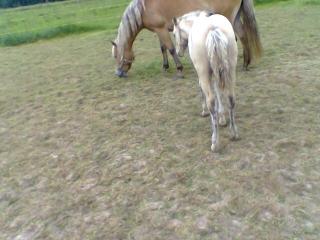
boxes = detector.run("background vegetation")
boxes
[0,0,65,8]
[0,0,294,47]
[0,0,129,46]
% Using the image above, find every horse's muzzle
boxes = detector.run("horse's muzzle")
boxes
[115,69,128,78]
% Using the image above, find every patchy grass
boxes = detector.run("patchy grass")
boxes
[0,1,320,240]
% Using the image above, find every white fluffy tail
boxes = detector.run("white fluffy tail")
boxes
[206,29,230,89]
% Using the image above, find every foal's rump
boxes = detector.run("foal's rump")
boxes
[206,28,229,89]
[205,16,237,90]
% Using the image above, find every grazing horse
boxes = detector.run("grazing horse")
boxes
[173,12,239,151]
[111,0,262,78]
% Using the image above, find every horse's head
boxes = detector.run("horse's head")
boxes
[172,17,189,57]
[111,41,135,78]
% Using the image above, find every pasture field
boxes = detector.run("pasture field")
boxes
[1,0,320,239]
[0,0,130,46]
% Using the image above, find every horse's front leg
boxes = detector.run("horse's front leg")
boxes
[159,39,169,71]
[156,29,183,78]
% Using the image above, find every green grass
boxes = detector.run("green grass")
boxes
[0,0,305,47]
[0,24,104,46]
[254,0,291,4]
[0,0,320,239]
[0,0,130,46]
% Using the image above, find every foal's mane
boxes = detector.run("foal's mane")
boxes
[178,10,214,22]
[115,0,145,53]
[177,10,214,34]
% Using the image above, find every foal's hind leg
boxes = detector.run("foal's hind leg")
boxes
[199,75,219,151]
[199,80,226,126]
[159,39,169,71]
[199,87,209,117]
[227,86,239,140]
[156,29,183,78]
[214,81,227,126]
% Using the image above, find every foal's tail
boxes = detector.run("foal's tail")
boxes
[235,0,263,60]
[206,29,230,90]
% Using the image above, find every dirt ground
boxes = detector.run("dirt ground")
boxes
[0,2,319,239]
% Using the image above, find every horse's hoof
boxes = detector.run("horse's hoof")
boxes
[163,65,169,72]
[218,115,227,127]
[201,111,210,117]
[242,65,249,71]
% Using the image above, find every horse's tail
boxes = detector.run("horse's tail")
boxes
[206,29,230,90]
[235,0,263,60]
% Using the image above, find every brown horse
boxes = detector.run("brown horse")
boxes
[111,0,262,77]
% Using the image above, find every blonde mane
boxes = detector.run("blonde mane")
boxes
[115,0,145,55]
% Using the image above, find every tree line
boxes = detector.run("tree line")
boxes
[0,0,66,8]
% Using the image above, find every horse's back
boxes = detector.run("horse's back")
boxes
[142,0,242,29]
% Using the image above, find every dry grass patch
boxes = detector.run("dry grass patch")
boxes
[0,1,320,239]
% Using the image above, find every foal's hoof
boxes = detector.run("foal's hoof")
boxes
[175,70,184,79]
[201,111,210,117]
[230,134,240,141]
[211,143,218,152]
[218,115,227,127]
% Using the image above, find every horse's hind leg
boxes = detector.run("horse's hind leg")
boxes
[240,36,251,70]
[159,39,169,71]
[234,21,251,70]
[156,29,183,78]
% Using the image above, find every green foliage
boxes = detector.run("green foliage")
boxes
[0,0,311,47]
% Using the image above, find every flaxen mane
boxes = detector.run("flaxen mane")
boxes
[115,0,145,54]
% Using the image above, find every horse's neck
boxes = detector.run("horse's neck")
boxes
[118,29,139,56]
[117,0,144,55]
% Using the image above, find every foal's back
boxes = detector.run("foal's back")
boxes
[190,14,236,46]
[189,14,238,66]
